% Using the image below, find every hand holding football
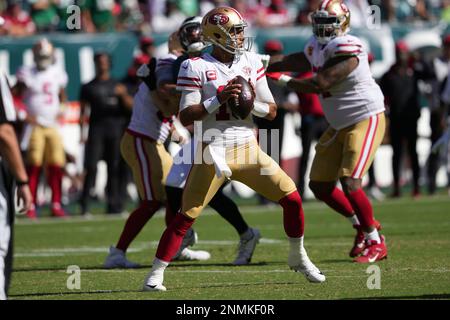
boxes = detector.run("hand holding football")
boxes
[227,76,255,119]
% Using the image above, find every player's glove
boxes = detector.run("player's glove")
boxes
[266,72,292,87]
[137,57,157,91]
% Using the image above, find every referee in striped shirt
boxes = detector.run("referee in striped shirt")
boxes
[0,40,32,299]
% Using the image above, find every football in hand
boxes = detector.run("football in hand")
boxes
[227,76,255,119]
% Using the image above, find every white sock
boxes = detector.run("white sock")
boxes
[240,228,254,241]
[364,230,381,244]
[151,258,169,272]
[347,214,360,226]
[146,258,169,286]
[288,236,305,254]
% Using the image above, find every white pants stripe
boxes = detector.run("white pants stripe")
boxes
[353,115,378,179]
[134,137,153,200]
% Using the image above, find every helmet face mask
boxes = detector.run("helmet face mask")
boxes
[179,16,205,54]
[202,7,253,56]
[312,0,350,45]
[312,12,340,44]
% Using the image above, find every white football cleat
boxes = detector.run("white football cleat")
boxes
[142,283,167,292]
[143,267,166,292]
[233,228,261,265]
[103,246,140,269]
[173,228,197,260]
[175,248,211,261]
[288,249,326,283]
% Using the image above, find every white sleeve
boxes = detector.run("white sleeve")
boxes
[176,59,203,91]
[255,76,275,104]
[325,36,363,61]
[180,90,202,111]
[251,75,275,118]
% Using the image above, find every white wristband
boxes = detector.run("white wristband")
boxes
[203,95,221,114]
[278,74,293,87]
[252,101,270,118]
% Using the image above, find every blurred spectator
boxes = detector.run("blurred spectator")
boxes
[151,0,187,33]
[380,41,422,198]
[79,52,133,215]
[79,0,115,33]
[230,0,265,27]
[178,0,199,16]
[261,0,292,28]
[381,0,396,22]
[442,0,450,23]
[427,35,450,195]
[29,0,59,32]
[414,0,431,21]
[116,0,144,32]
[0,0,36,37]
[200,0,229,16]
[296,0,320,25]
[139,36,155,61]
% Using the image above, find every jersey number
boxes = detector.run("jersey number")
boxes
[43,82,53,105]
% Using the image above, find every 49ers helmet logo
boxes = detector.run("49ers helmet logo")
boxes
[209,13,229,25]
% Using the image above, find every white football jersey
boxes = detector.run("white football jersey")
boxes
[303,34,385,130]
[127,54,176,142]
[176,51,268,146]
[16,64,68,127]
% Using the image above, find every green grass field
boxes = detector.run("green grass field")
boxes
[8,196,450,300]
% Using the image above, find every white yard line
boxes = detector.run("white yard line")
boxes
[14,238,358,258]
[15,195,450,226]
[54,267,450,275]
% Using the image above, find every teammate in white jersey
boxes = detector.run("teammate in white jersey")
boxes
[267,0,386,263]
[143,6,325,292]
[104,32,211,269]
[13,38,68,219]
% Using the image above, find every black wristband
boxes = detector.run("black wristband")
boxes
[16,180,29,186]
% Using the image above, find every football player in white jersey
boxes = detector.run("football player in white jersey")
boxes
[13,38,68,219]
[143,6,325,292]
[267,0,387,263]
[165,16,262,266]
[103,32,211,269]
